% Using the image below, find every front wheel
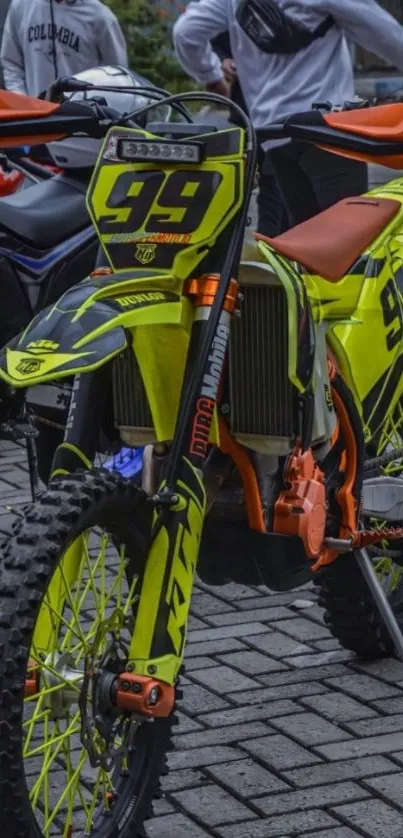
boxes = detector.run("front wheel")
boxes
[0,470,175,838]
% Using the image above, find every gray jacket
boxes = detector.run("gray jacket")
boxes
[1,0,128,97]
[173,0,403,129]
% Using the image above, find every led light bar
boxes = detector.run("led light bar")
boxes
[117,138,204,164]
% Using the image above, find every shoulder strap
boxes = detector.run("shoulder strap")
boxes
[313,15,335,40]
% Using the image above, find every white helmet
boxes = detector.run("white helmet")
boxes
[47,65,170,169]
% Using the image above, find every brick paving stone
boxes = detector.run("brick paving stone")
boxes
[269,616,331,641]
[206,758,290,798]
[258,664,351,687]
[175,712,204,733]
[161,768,209,792]
[284,755,399,787]
[145,813,212,838]
[324,673,403,701]
[314,637,347,651]
[174,721,270,750]
[345,714,403,737]
[286,650,354,668]
[178,683,232,714]
[300,692,378,723]
[152,797,176,816]
[191,591,237,616]
[253,781,370,816]
[188,615,210,630]
[190,664,260,693]
[248,630,315,658]
[187,622,270,644]
[186,638,247,656]
[229,681,329,704]
[351,657,403,683]
[315,732,403,761]
[216,650,288,676]
[363,771,403,809]
[307,830,363,838]
[370,696,403,714]
[172,784,256,826]
[241,733,323,770]
[208,606,294,626]
[330,798,403,838]
[269,711,352,745]
[235,593,315,610]
[217,809,337,837]
[184,656,220,671]
[198,700,305,728]
[168,745,244,771]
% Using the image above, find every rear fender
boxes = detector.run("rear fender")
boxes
[0,275,191,387]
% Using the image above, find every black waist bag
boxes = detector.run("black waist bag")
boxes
[236,0,334,55]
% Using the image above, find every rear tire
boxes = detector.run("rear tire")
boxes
[0,469,174,837]
[314,552,394,659]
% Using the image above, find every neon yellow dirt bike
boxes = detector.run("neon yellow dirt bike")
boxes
[2,83,403,836]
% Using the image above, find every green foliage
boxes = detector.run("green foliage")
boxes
[104,0,194,93]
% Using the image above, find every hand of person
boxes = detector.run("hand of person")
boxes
[222,58,237,84]
[206,78,231,97]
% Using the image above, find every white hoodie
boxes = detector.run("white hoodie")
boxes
[173,0,403,129]
[1,0,128,97]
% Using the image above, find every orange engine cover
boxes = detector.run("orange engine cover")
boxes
[273,448,326,558]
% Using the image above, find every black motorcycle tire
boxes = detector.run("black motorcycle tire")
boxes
[315,373,394,659]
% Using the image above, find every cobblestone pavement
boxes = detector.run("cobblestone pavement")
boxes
[2,442,403,838]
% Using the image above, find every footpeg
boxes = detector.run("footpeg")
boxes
[361,476,403,522]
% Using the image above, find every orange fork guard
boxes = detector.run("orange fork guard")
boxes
[115,673,175,718]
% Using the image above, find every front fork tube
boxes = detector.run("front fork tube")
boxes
[50,366,111,478]
[128,311,231,685]
[33,367,111,654]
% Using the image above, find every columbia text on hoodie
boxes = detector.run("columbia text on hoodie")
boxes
[173,0,403,129]
[1,0,128,97]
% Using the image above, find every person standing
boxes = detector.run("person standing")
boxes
[173,0,403,232]
[1,0,128,98]
[210,29,288,235]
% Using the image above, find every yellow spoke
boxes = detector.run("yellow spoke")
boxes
[43,750,87,831]
[83,540,101,615]
[58,561,89,650]
[26,718,80,760]
[29,715,80,804]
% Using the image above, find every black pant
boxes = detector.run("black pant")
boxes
[257,152,289,237]
[263,141,368,232]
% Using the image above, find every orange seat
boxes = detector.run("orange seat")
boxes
[325,104,403,141]
[255,196,400,281]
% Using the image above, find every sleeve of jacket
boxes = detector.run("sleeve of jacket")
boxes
[96,10,129,69]
[173,0,229,84]
[319,0,403,72]
[0,3,27,94]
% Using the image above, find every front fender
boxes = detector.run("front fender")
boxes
[0,277,189,387]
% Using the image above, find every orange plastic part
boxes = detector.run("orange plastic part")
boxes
[318,143,403,170]
[24,660,40,698]
[324,103,403,141]
[273,448,327,558]
[115,673,175,718]
[185,275,239,313]
[218,418,266,532]
[0,168,24,196]
[0,89,60,119]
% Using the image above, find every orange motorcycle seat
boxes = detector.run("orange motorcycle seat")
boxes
[255,196,400,281]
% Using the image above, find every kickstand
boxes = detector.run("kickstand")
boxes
[356,548,403,660]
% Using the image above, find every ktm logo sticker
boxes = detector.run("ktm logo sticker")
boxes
[26,340,59,354]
